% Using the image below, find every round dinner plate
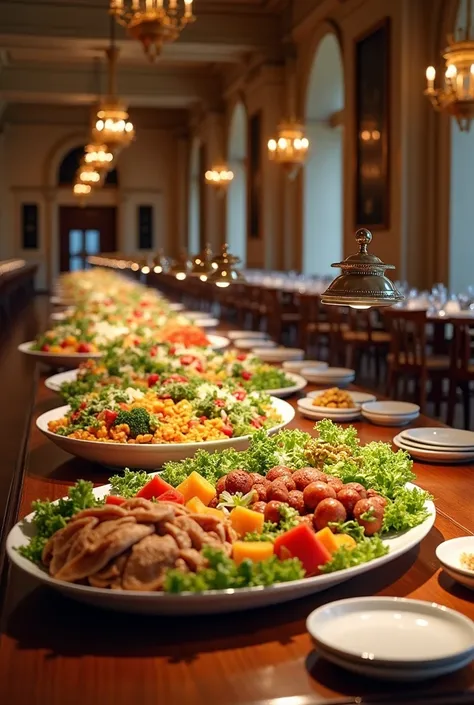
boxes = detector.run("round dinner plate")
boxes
[301,367,355,387]
[307,596,474,669]
[189,317,219,328]
[298,397,360,414]
[403,427,474,449]
[362,401,420,416]
[265,372,307,398]
[399,431,474,453]
[36,397,295,469]
[228,330,269,341]
[297,402,361,423]
[44,369,78,392]
[393,433,474,463]
[18,341,103,369]
[50,308,75,322]
[50,295,75,306]
[308,389,376,404]
[251,347,305,363]
[234,339,276,350]
[7,484,435,615]
[282,360,328,373]
[168,303,185,311]
[206,334,230,350]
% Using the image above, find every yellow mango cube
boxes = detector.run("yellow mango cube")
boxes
[186,496,207,514]
[232,541,274,565]
[176,471,216,506]
[203,506,226,520]
[314,526,340,554]
[332,534,357,550]
[229,506,264,537]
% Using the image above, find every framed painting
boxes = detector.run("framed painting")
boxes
[354,18,391,229]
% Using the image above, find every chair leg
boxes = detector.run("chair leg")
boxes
[446,379,457,427]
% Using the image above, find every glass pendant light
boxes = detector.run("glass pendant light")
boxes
[190,243,214,281]
[169,249,191,280]
[321,229,404,308]
[208,244,245,288]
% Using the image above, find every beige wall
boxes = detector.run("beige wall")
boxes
[1,108,182,289]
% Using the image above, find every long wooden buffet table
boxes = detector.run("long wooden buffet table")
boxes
[0,299,473,705]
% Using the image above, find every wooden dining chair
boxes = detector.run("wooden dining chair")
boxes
[342,308,391,383]
[297,293,331,359]
[446,317,474,429]
[260,287,300,344]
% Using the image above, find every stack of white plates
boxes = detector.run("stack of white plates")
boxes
[282,360,328,373]
[297,397,361,422]
[228,330,269,341]
[301,366,355,387]
[251,347,304,363]
[393,427,474,464]
[234,339,276,351]
[437,537,474,590]
[361,401,420,426]
[307,597,474,681]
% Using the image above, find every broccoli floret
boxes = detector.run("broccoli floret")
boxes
[114,407,151,438]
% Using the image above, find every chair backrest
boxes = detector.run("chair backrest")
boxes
[449,317,474,378]
[384,309,427,369]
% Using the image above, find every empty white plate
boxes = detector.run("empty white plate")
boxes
[307,596,474,669]
[228,330,269,341]
[308,389,376,404]
[234,339,276,350]
[403,427,474,449]
[252,347,304,363]
[393,433,474,463]
[399,431,474,453]
[282,360,328,373]
[362,401,420,416]
[363,411,419,427]
[436,537,474,591]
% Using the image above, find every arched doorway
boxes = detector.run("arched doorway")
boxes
[188,138,200,254]
[226,102,247,265]
[449,0,474,292]
[303,34,344,275]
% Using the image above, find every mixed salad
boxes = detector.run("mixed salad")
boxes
[17,421,433,593]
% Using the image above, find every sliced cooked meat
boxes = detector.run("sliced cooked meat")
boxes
[158,501,188,516]
[174,557,190,573]
[121,534,179,591]
[88,553,130,589]
[73,506,127,521]
[42,516,97,570]
[161,521,192,549]
[53,522,154,583]
[187,513,229,543]
[178,548,207,572]
[173,515,209,550]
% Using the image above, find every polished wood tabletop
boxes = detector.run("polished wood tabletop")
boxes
[1,298,474,705]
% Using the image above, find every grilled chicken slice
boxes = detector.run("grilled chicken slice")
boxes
[121,534,179,591]
[42,516,98,571]
[161,521,192,549]
[88,552,130,589]
[73,506,128,521]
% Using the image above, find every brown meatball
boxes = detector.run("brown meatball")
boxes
[208,496,219,509]
[251,501,267,514]
[303,481,336,511]
[336,488,361,516]
[276,474,296,492]
[313,498,347,531]
[366,489,388,508]
[264,500,283,524]
[298,514,315,529]
[344,482,367,499]
[215,476,227,497]
[353,498,384,536]
[249,473,264,485]
[252,483,269,502]
[267,465,292,482]
[225,469,253,495]
[267,481,289,503]
[292,468,326,491]
[326,476,344,493]
[288,490,305,515]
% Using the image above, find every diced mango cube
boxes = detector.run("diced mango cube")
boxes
[232,541,274,565]
[229,506,264,537]
[186,496,207,514]
[176,471,216,505]
[332,533,357,550]
[203,507,226,520]
[314,526,340,554]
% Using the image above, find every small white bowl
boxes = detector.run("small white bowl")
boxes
[234,339,276,350]
[362,411,419,427]
[228,330,269,341]
[362,401,420,416]
[282,360,328,373]
[436,537,474,591]
[251,347,304,363]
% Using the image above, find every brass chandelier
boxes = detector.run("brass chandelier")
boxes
[425,0,474,131]
[204,166,234,196]
[110,0,196,62]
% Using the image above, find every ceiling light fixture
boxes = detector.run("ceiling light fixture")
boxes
[425,0,474,131]
[321,229,404,309]
[208,243,245,288]
[84,143,115,169]
[169,249,191,280]
[190,243,214,281]
[110,0,196,62]
[204,167,234,196]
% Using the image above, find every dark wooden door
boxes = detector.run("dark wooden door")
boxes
[59,206,117,272]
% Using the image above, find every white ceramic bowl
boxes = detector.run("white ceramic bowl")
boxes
[36,397,295,469]
[18,342,103,369]
[362,411,420,427]
[282,360,328,373]
[168,303,185,311]
[234,339,276,351]
[251,347,305,363]
[228,330,269,341]
[361,401,420,416]
[206,334,230,350]
[436,537,474,590]
[301,367,356,388]
[6,484,435,614]
[298,397,360,414]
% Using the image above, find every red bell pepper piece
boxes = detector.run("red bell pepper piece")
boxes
[221,424,233,437]
[104,409,118,426]
[180,355,195,366]
[136,475,174,500]
[236,353,247,361]
[148,373,160,387]
[274,524,332,576]
[41,344,50,352]
[241,370,252,381]
[157,488,185,505]
[105,495,126,506]
[77,342,91,353]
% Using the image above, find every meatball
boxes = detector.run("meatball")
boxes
[208,496,219,509]
[264,500,283,524]
[251,501,267,514]
[326,476,344,493]
[353,498,384,535]
[366,489,388,508]
[336,488,361,516]
[252,483,269,502]
[288,490,305,515]
[276,474,296,492]
[267,481,289,503]
[225,469,253,495]
[298,514,315,529]
[344,482,367,499]
[303,481,336,511]
[215,476,227,497]
[292,467,326,491]
[267,465,292,482]
[249,473,264,485]
[313,498,347,531]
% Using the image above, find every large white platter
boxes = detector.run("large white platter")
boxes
[207,334,230,350]
[6,483,435,615]
[18,341,102,369]
[36,397,295,468]
[44,369,78,392]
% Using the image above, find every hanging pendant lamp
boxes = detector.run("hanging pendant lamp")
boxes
[169,249,191,280]
[208,244,245,288]
[321,229,404,308]
[190,243,214,281]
